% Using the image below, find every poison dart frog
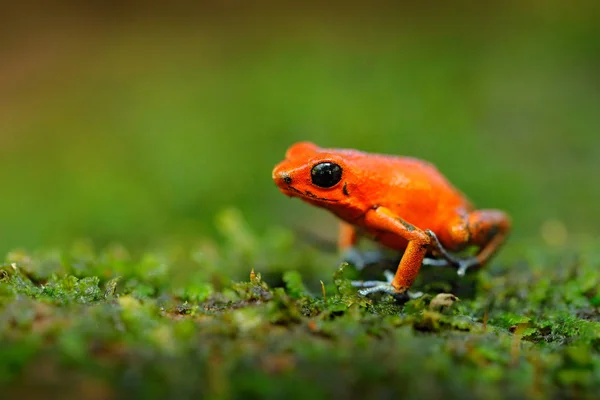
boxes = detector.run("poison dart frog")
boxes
[272,142,511,297]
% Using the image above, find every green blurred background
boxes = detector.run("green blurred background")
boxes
[1,1,599,256]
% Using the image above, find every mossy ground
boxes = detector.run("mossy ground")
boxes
[1,209,599,399]
[2,4,599,399]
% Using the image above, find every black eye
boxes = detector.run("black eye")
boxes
[311,162,343,188]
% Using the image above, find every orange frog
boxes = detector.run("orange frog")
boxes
[272,142,511,297]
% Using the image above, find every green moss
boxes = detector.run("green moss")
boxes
[1,211,600,398]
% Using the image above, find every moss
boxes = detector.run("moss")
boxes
[1,210,600,398]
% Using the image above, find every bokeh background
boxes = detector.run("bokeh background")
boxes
[1,1,599,256]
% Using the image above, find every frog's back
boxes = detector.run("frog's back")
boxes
[339,149,473,229]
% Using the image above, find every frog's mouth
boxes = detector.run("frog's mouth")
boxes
[281,184,340,203]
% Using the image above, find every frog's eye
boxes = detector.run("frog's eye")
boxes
[311,162,343,188]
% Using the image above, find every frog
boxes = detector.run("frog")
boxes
[272,141,511,297]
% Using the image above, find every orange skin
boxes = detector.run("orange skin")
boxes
[272,142,511,295]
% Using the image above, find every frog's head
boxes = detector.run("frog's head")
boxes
[272,142,368,214]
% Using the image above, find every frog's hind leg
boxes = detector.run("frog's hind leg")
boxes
[468,209,512,270]
[351,206,431,296]
[444,209,512,275]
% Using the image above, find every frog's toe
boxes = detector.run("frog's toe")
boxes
[350,270,394,288]
[357,283,400,296]
[353,271,408,297]
[351,279,386,288]
[456,258,480,276]
[422,257,451,267]
[422,255,479,276]
[352,279,422,299]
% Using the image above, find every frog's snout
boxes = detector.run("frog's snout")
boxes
[272,164,293,187]
[280,172,292,184]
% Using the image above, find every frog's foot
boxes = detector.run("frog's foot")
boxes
[422,257,452,267]
[351,271,423,298]
[341,247,386,271]
[424,229,462,266]
[456,257,480,277]
[423,230,481,276]
[422,255,480,276]
[422,256,479,276]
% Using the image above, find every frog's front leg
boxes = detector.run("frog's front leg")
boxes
[340,220,448,271]
[338,221,388,270]
[339,222,364,269]
[353,206,431,296]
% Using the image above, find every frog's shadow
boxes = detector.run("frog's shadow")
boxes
[357,256,479,300]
